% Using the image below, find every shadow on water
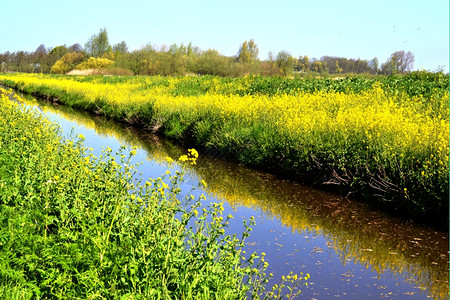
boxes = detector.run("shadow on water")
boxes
[11,90,449,299]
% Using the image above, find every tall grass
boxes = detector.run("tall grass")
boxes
[0,88,308,299]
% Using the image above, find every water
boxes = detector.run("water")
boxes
[11,91,449,299]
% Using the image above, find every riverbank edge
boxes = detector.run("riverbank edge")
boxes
[1,78,448,231]
[1,87,313,298]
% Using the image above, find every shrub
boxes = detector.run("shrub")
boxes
[75,57,115,70]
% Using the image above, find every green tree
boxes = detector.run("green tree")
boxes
[381,50,415,74]
[369,57,379,74]
[237,39,259,64]
[236,39,260,74]
[334,60,343,74]
[296,55,310,72]
[113,41,128,54]
[311,60,328,73]
[48,45,68,59]
[85,28,111,57]
[276,50,295,75]
[33,44,48,73]
[68,43,83,53]
[43,46,69,73]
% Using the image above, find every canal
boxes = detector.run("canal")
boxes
[11,90,449,299]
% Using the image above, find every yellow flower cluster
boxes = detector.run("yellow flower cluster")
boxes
[0,73,447,185]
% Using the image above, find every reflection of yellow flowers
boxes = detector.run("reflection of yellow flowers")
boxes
[179,149,199,165]
[200,179,207,188]
[188,148,198,158]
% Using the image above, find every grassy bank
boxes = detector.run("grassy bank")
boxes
[0,88,308,299]
[0,73,448,229]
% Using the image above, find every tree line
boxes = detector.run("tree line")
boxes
[0,28,417,77]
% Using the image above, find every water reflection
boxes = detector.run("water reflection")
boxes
[14,92,449,299]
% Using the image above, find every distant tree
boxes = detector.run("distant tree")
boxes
[194,49,226,75]
[85,28,111,57]
[42,45,69,73]
[354,58,370,73]
[369,57,379,74]
[334,60,343,74]
[275,50,295,75]
[296,55,310,72]
[260,61,281,76]
[0,52,10,72]
[237,39,259,64]
[32,44,48,73]
[185,42,201,73]
[258,52,281,76]
[382,50,415,74]
[393,50,415,73]
[381,60,395,75]
[113,41,128,54]
[186,42,201,56]
[68,43,83,53]
[115,45,155,75]
[311,60,328,73]
[48,45,68,58]
[8,51,34,72]
[191,49,245,76]
[34,44,47,55]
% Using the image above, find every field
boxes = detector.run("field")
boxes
[0,72,448,228]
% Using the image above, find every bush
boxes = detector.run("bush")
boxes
[75,57,115,70]
[50,52,85,74]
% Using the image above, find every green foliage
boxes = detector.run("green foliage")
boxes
[275,51,295,75]
[0,88,309,298]
[48,45,68,58]
[310,61,328,73]
[237,39,260,74]
[84,28,111,58]
[193,50,245,77]
[113,41,128,54]
[295,56,310,72]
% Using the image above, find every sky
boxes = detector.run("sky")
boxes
[1,0,448,72]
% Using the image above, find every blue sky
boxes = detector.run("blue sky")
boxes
[1,0,448,72]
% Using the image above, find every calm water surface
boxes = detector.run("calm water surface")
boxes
[12,91,449,299]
